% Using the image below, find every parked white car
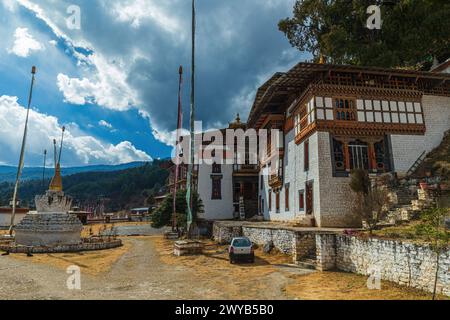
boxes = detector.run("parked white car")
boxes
[228,237,255,264]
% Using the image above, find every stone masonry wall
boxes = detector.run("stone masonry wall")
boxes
[316,234,450,297]
[242,227,296,254]
[212,222,316,258]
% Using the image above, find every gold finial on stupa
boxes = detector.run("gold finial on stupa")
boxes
[319,54,325,64]
[49,163,63,192]
[48,127,65,192]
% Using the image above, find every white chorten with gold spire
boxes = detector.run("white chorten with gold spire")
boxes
[15,128,82,247]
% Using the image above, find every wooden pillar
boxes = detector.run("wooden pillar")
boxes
[368,141,377,172]
[343,142,351,172]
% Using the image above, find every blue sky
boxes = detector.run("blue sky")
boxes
[0,0,309,167]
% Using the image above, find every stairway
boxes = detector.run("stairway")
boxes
[380,186,436,226]
[406,151,427,177]
[295,257,317,270]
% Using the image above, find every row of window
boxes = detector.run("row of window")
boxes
[295,97,425,130]
[266,188,306,213]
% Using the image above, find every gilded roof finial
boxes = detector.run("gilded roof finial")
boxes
[319,54,325,64]
[49,127,65,192]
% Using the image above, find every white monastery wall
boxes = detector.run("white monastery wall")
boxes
[197,164,234,221]
[390,95,450,174]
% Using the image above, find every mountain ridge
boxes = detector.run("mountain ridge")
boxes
[0,161,150,182]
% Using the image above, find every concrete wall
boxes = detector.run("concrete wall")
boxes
[391,95,450,174]
[316,234,450,297]
[197,164,235,221]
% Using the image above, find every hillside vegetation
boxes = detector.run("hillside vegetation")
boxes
[0,160,169,211]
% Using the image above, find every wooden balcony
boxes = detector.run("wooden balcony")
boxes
[268,174,283,189]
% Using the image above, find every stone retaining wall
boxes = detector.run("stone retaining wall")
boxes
[316,234,450,296]
[0,239,123,254]
[213,222,317,260]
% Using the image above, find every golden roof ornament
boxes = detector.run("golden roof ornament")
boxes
[229,113,246,129]
[49,126,65,192]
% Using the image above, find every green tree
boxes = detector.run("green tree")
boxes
[279,0,450,68]
[151,190,204,229]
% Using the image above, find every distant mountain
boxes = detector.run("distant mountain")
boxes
[0,161,149,182]
[0,160,169,211]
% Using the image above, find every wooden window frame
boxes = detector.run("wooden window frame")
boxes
[298,190,305,211]
[275,191,280,213]
[304,139,310,172]
[285,184,290,212]
[211,177,222,200]
[333,97,357,121]
[268,189,272,211]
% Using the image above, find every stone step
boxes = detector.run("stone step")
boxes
[295,258,316,270]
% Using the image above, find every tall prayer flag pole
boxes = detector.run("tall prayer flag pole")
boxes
[9,66,37,236]
[42,149,47,192]
[172,66,183,232]
[186,0,196,237]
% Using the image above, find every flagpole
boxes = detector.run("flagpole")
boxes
[9,66,37,236]
[42,149,47,192]
[172,66,183,232]
[186,0,196,238]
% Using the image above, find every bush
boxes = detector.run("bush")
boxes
[151,190,204,229]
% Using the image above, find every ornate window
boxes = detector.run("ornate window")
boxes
[334,98,356,121]
[332,139,345,173]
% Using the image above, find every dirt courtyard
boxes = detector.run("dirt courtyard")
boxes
[0,232,443,300]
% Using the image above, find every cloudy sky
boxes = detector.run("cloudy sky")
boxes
[0,0,308,167]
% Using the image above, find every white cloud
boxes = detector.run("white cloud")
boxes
[0,95,151,166]
[112,0,182,33]
[48,39,57,46]
[98,120,113,129]
[57,53,137,111]
[8,27,44,57]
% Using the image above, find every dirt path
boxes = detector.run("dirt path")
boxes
[0,237,292,300]
[0,236,440,300]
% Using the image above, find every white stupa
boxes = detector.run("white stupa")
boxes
[15,130,83,247]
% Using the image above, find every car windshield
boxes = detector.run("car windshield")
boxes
[233,239,251,247]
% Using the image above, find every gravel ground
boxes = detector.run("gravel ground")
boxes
[0,235,305,300]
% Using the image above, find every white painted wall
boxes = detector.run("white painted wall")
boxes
[197,164,235,221]
[390,95,450,174]
[260,131,321,225]
[0,213,27,227]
